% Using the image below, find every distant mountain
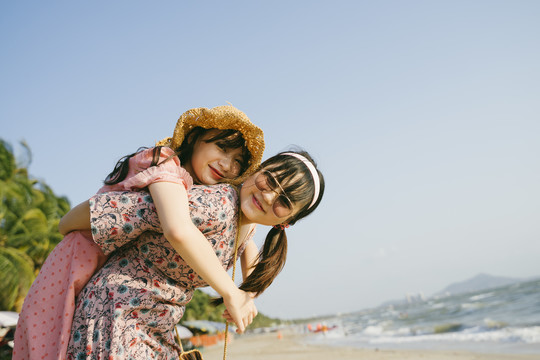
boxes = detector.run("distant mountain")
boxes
[433,273,527,297]
[378,273,535,308]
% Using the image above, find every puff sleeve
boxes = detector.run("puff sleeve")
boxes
[124,147,193,190]
[98,147,193,194]
[89,191,161,255]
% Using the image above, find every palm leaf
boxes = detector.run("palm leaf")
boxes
[0,247,34,311]
[0,139,71,308]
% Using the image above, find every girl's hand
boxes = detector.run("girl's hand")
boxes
[222,289,258,333]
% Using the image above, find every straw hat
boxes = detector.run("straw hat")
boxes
[156,105,265,184]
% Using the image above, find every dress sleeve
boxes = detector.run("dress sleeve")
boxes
[89,191,162,255]
[122,147,194,191]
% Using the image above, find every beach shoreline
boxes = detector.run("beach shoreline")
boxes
[199,329,539,360]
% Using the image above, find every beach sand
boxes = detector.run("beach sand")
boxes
[199,329,538,360]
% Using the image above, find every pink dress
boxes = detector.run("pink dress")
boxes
[13,147,192,360]
[66,185,250,359]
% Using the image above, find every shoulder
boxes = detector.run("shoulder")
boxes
[188,184,239,229]
[189,184,238,209]
[129,147,180,169]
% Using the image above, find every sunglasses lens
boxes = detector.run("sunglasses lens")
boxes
[273,197,292,218]
[255,172,269,191]
[265,172,278,188]
[256,171,293,217]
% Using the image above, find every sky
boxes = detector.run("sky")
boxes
[1,1,539,319]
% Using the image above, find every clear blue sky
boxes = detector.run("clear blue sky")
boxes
[2,1,539,319]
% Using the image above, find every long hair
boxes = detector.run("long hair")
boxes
[104,127,251,185]
[214,151,325,305]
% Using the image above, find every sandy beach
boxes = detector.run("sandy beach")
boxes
[199,329,539,360]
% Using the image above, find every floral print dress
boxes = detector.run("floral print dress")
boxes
[66,184,251,360]
[13,147,191,360]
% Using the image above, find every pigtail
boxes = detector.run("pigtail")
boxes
[212,225,288,306]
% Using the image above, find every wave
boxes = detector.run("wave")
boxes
[363,326,540,345]
[308,279,540,354]
[305,325,540,355]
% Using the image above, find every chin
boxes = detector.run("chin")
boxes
[201,175,219,185]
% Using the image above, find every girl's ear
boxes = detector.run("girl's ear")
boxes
[185,130,198,145]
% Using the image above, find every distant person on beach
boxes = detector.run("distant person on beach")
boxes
[13,105,265,360]
[62,150,324,359]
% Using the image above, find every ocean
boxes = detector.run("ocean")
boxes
[304,278,540,355]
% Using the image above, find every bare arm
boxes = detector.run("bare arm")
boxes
[148,182,257,333]
[222,228,259,324]
[58,201,91,235]
[240,239,259,282]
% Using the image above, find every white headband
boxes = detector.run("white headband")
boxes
[282,152,320,209]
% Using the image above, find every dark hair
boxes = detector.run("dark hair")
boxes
[104,127,251,185]
[177,127,251,174]
[214,150,325,305]
[104,147,150,185]
[238,151,324,297]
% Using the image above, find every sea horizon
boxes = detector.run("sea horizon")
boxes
[301,278,540,355]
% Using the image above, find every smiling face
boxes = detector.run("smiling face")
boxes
[239,169,308,226]
[184,130,246,185]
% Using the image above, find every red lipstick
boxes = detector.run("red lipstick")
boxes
[252,195,263,211]
[209,166,224,180]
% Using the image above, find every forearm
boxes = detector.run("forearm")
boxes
[149,181,257,333]
[182,232,257,333]
[166,224,240,300]
[148,182,239,299]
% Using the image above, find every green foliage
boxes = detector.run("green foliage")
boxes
[249,311,283,329]
[0,139,70,311]
[0,247,34,310]
[183,290,227,323]
[182,289,283,330]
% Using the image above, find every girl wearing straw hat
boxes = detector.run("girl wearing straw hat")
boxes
[62,150,324,359]
[13,105,264,360]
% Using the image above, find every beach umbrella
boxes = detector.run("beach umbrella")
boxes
[182,320,219,334]
[0,311,19,327]
[175,325,194,339]
[174,325,202,360]
[205,321,233,333]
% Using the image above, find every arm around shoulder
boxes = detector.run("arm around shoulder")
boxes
[148,181,257,333]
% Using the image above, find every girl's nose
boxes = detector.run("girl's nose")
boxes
[219,156,232,171]
[261,189,278,204]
